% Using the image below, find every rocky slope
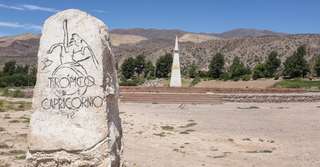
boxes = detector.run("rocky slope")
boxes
[0,33,39,66]
[216,28,288,38]
[113,34,320,70]
[0,29,319,71]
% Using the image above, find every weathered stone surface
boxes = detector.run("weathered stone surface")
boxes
[27,9,122,166]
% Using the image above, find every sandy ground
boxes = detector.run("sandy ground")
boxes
[195,79,280,89]
[1,101,320,167]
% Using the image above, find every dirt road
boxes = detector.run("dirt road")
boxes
[1,102,320,167]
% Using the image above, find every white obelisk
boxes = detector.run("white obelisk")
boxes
[170,36,182,87]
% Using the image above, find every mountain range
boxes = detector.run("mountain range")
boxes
[0,28,319,71]
[110,28,288,40]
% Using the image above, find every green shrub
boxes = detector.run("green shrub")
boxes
[274,79,320,90]
[190,76,201,86]
[229,57,251,80]
[198,70,209,78]
[241,74,251,81]
[252,63,267,80]
[232,77,240,81]
[220,72,231,81]
[188,63,199,78]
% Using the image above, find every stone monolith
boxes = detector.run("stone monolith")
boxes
[27,9,122,167]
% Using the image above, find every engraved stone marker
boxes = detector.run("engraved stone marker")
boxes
[27,9,122,166]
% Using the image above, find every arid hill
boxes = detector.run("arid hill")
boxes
[113,34,320,70]
[179,33,220,43]
[0,29,319,71]
[0,33,39,67]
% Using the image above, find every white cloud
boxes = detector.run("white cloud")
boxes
[0,3,59,13]
[0,4,24,10]
[92,9,108,14]
[21,4,59,13]
[0,22,24,28]
[0,21,41,30]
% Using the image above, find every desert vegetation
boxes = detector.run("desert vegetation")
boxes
[0,61,36,88]
[274,79,320,90]
[119,45,320,88]
[0,45,318,89]
[120,55,156,86]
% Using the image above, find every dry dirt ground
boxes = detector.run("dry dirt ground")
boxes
[195,79,280,89]
[1,101,320,167]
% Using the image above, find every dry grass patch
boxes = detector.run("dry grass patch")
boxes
[153,132,166,137]
[19,116,30,123]
[0,127,5,132]
[0,143,11,149]
[246,150,273,153]
[15,154,26,160]
[179,122,197,128]
[0,162,10,167]
[8,150,25,155]
[0,100,31,112]
[180,129,195,134]
[160,125,175,131]
[237,106,259,110]
[9,120,20,123]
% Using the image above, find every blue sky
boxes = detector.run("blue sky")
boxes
[0,0,319,36]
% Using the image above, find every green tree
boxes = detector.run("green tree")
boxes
[155,53,173,78]
[144,61,155,79]
[229,56,250,80]
[252,63,267,80]
[208,53,225,79]
[15,65,29,74]
[0,61,37,87]
[314,55,320,77]
[265,51,281,77]
[135,55,146,77]
[188,62,199,78]
[283,46,309,78]
[3,61,17,75]
[121,57,136,79]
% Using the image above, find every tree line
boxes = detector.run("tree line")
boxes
[120,45,320,85]
[0,61,37,87]
[0,45,318,88]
